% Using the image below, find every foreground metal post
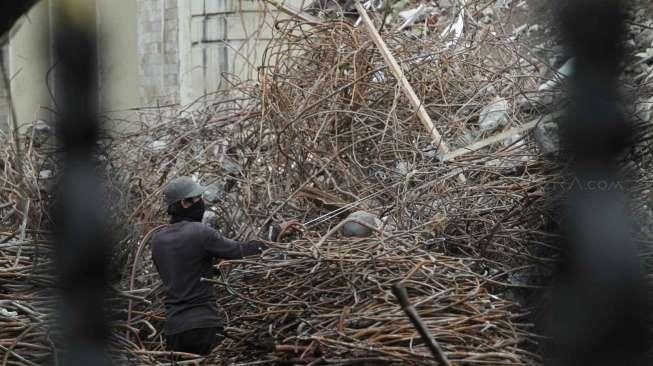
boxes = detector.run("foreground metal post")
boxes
[52,1,111,364]
[549,0,651,365]
[392,282,451,366]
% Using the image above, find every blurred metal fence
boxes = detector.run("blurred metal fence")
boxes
[551,1,650,365]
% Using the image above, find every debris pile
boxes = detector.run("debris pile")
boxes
[121,3,560,364]
[207,237,541,364]
[2,0,653,365]
[0,240,56,366]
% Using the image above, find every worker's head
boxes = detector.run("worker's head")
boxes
[164,176,206,221]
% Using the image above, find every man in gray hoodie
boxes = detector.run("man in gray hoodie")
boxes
[151,176,266,355]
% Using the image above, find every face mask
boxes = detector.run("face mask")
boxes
[185,199,205,222]
[169,198,205,222]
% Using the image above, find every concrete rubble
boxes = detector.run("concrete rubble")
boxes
[478,97,510,132]
[340,210,383,237]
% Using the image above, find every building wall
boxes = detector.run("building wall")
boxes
[136,0,304,108]
[0,0,306,133]
[137,0,180,106]
[1,0,141,133]
[178,0,304,107]
[0,46,9,134]
[7,0,53,133]
[97,0,141,120]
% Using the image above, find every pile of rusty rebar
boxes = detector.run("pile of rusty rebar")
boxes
[120,6,561,365]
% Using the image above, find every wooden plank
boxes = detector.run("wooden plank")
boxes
[355,1,451,157]
[354,2,466,182]
[442,112,562,161]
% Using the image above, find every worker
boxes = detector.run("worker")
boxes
[151,176,268,355]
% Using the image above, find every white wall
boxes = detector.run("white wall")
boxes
[97,0,141,121]
[5,0,141,132]
[177,0,304,107]
[8,0,53,132]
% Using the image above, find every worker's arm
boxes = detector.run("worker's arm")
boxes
[203,226,266,260]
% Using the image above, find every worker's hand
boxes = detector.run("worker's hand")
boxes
[278,220,303,238]
[247,240,268,253]
[264,220,303,242]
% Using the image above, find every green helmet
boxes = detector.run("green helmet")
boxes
[163,176,205,206]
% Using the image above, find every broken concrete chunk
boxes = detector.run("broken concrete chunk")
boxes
[33,119,52,133]
[31,120,54,146]
[456,131,475,148]
[203,182,225,203]
[512,24,527,37]
[341,210,382,237]
[39,170,53,180]
[441,8,465,48]
[395,160,410,177]
[0,307,18,318]
[480,84,496,98]
[398,6,423,20]
[396,4,440,31]
[479,98,510,132]
[202,210,219,229]
[423,145,439,159]
[147,140,167,153]
[538,58,574,92]
[636,48,653,64]
[534,116,559,157]
[502,133,523,148]
[636,97,653,122]
[485,158,524,174]
[397,4,430,31]
[371,70,386,82]
[637,28,653,48]
[221,159,240,175]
